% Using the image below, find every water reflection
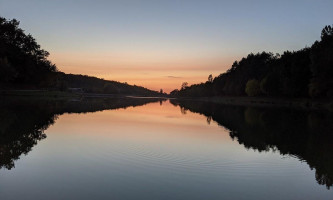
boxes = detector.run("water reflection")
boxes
[0,97,164,170]
[171,99,333,189]
[0,96,332,196]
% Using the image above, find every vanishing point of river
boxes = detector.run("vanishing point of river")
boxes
[0,97,332,200]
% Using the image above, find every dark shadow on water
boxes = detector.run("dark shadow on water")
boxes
[1,97,332,190]
[170,99,333,189]
[0,97,164,170]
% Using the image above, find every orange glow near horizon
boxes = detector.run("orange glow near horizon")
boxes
[3,0,332,93]
[49,100,231,143]
[49,51,237,93]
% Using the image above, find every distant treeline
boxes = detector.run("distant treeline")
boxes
[171,25,333,98]
[46,72,162,95]
[0,17,160,96]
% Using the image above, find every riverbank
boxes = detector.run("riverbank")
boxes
[0,90,81,99]
[175,96,333,111]
[0,90,167,100]
[2,90,332,111]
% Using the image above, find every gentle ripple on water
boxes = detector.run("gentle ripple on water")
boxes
[76,140,300,181]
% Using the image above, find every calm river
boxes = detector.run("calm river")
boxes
[0,97,332,199]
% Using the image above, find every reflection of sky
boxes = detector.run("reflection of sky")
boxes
[0,101,332,199]
[1,0,333,92]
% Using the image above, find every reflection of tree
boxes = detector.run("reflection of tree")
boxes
[0,97,163,170]
[170,99,333,189]
[0,106,57,169]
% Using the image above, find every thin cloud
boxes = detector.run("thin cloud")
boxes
[166,76,183,79]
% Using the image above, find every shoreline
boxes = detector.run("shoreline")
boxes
[0,90,80,99]
[174,96,333,111]
[0,90,167,99]
[1,90,332,111]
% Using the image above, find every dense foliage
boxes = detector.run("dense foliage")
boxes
[171,25,333,98]
[0,17,57,85]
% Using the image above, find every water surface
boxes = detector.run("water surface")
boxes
[0,97,332,199]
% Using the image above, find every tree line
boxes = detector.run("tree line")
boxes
[171,25,333,98]
[0,17,160,96]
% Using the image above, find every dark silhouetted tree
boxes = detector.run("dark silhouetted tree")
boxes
[181,82,188,90]
[245,79,261,96]
[309,25,333,97]
[208,74,213,83]
[260,73,279,96]
[170,25,333,99]
[0,17,57,86]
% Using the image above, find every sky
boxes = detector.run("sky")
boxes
[1,0,332,92]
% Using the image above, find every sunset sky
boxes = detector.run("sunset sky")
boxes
[1,0,332,92]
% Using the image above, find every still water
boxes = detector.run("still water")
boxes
[0,97,332,199]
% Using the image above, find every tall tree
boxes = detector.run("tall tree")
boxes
[309,25,333,97]
[0,17,57,86]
